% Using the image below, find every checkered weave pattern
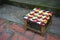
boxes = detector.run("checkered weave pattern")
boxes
[24,8,52,26]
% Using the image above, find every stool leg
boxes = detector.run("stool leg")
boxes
[24,20,28,30]
[41,26,46,36]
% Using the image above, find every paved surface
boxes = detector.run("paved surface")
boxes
[0,4,60,40]
[0,18,60,40]
[0,4,30,25]
[0,4,60,35]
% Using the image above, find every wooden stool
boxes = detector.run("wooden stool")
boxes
[23,8,53,36]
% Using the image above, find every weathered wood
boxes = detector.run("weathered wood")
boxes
[24,20,28,30]
[41,26,46,36]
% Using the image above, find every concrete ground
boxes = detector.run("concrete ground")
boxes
[0,4,60,40]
